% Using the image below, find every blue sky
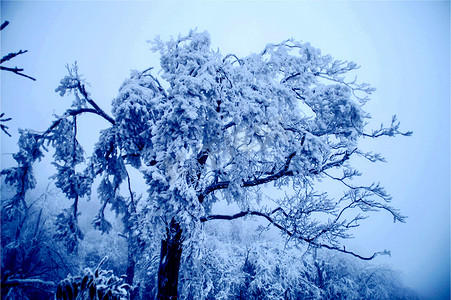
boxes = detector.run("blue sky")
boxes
[1,1,450,298]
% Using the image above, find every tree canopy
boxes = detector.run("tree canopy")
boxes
[2,30,411,299]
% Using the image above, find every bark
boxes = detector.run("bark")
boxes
[126,251,135,285]
[157,220,183,300]
[126,238,136,299]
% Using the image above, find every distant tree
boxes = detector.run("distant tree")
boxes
[1,30,411,299]
[1,186,73,299]
[177,220,419,299]
[302,251,420,300]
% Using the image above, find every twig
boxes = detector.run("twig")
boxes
[0,66,36,81]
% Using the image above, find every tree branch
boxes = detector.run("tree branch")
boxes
[198,152,296,203]
[2,278,56,289]
[1,20,9,31]
[363,115,412,138]
[200,210,292,236]
[0,112,12,137]
[76,82,116,125]
[142,67,168,98]
[0,20,36,80]
[0,66,36,81]
[200,209,388,260]
[1,50,28,64]
[199,140,348,203]
[310,148,357,175]
[40,108,114,139]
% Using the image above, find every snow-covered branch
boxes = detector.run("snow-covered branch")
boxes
[198,152,296,203]
[2,278,56,289]
[75,81,116,125]
[363,115,413,138]
[200,208,389,261]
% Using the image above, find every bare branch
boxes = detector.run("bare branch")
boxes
[0,112,12,137]
[1,21,35,81]
[1,20,9,31]
[317,244,390,261]
[1,50,29,64]
[0,66,36,81]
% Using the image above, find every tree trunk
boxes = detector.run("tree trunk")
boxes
[157,220,183,300]
[126,236,137,300]
[126,242,135,285]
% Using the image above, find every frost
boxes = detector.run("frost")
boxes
[1,29,411,299]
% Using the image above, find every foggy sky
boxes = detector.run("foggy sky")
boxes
[1,1,449,299]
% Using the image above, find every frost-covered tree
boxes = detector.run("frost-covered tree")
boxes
[1,185,75,299]
[2,30,411,299]
[177,220,418,299]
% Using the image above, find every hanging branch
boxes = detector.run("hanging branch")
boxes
[200,208,390,261]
